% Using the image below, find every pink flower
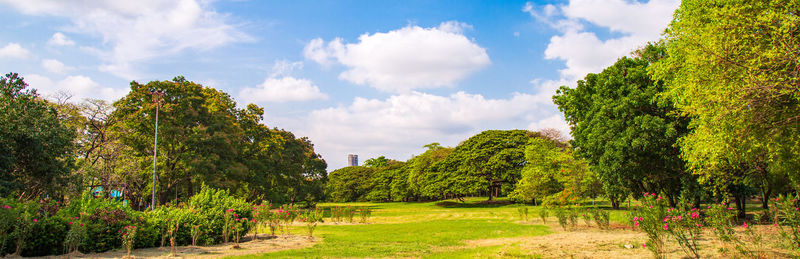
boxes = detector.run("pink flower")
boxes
[776,197,780,201]
[632,216,638,221]
[2,205,10,209]
[663,218,668,222]
[691,212,699,219]
[649,205,653,209]
[227,209,235,212]
[707,206,711,209]
[68,222,73,225]
[728,207,733,210]
[664,223,669,230]
[642,243,646,248]
[634,221,640,227]
[80,223,84,227]
[743,222,748,228]
[774,223,779,227]
[33,219,38,223]
[696,223,702,227]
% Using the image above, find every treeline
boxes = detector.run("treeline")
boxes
[0,74,326,209]
[328,1,800,219]
[327,129,601,204]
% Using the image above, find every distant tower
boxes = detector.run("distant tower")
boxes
[347,154,359,167]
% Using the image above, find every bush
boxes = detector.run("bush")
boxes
[591,208,609,230]
[538,207,549,223]
[188,186,252,245]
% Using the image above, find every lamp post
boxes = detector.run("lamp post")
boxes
[150,89,165,210]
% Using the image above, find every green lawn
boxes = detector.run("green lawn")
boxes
[233,198,551,258]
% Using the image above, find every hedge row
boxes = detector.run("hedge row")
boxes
[0,187,252,257]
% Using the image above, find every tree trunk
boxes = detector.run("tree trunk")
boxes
[733,194,747,219]
[487,186,494,201]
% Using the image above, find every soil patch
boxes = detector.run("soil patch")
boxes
[32,234,317,259]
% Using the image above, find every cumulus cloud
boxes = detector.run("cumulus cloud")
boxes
[299,90,561,169]
[520,0,679,138]
[240,77,328,103]
[41,59,74,74]
[304,21,490,92]
[47,32,75,46]
[525,0,678,81]
[0,43,30,59]
[24,74,128,101]
[2,0,250,79]
[238,60,328,103]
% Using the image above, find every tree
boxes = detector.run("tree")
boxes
[427,130,533,201]
[0,73,76,199]
[325,166,375,202]
[652,0,799,214]
[111,77,247,207]
[363,156,390,168]
[403,143,453,201]
[510,136,595,206]
[554,44,692,208]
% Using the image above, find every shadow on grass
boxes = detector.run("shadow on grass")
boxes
[434,200,513,208]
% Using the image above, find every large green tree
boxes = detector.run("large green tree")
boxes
[325,166,375,202]
[0,73,76,199]
[652,0,800,212]
[554,44,692,208]
[426,130,533,201]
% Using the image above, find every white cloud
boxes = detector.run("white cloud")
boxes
[24,74,128,101]
[0,43,30,59]
[240,77,328,103]
[2,0,250,79]
[299,90,559,169]
[304,21,490,93]
[521,0,679,139]
[47,32,75,46]
[41,59,74,74]
[525,0,678,81]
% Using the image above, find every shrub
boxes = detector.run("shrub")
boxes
[590,208,609,230]
[517,207,529,222]
[665,207,702,259]
[554,206,569,230]
[581,208,592,226]
[120,225,136,258]
[301,208,324,239]
[359,207,372,223]
[773,194,800,248]
[633,193,668,258]
[188,186,252,245]
[538,207,549,223]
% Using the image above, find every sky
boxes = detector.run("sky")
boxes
[0,0,680,170]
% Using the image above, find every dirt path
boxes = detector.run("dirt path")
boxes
[465,221,795,258]
[35,234,317,259]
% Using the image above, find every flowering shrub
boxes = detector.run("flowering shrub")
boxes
[736,214,765,258]
[590,208,609,230]
[664,206,702,258]
[359,207,372,223]
[120,225,136,258]
[707,203,737,243]
[632,193,668,258]
[301,208,324,239]
[773,194,800,248]
[581,208,592,227]
[346,206,357,223]
[63,215,86,256]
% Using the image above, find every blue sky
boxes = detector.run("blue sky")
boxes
[0,0,679,170]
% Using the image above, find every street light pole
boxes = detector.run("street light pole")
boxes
[150,90,164,210]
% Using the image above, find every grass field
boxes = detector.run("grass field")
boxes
[234,198,552,258]
[230,198,796,258]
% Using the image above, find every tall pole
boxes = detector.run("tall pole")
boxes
[150,90,164,210]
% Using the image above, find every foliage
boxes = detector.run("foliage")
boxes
[359,207,372,223]
[554,44,691,208]
[424,130,533,200]
[652,0,800,199]
[326,166,375,202]
[517,207,528,221]
[120,225,136,257]
[590,208,609,230]
[665,207,703,259]
[0,72,75,198]
[631,193,668,258]
[301,208,324,239]
[537,207,549,224]
[773,195,800,248]
[554,206,569,231]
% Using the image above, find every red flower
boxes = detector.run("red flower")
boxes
[68,222,73,225]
